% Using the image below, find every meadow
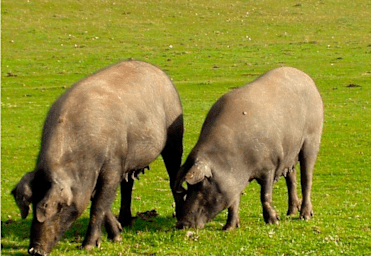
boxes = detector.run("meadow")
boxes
[1,0,370,255]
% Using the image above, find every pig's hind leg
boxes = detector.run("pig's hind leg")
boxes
[298,138,320,220]
[118,177,135,226]
[284,166,301,216]
[161,116,184,217]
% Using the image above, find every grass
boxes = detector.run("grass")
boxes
[1,0,371,255]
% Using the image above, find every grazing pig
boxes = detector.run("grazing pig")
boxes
[26,60,183,255]
[174,67,323,230]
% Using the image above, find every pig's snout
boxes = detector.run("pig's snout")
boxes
[28,247,47,256]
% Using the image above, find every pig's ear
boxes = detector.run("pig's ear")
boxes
[11,171,34,219]
[12,186,32,219]
[36,183,73,223]
[185,162,212,185]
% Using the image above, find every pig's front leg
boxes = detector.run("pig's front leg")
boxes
[82,168,121,249]
[223,196,241,231]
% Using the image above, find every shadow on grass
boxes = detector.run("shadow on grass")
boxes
[1,212,178,254]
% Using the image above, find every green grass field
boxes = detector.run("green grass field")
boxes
[1,0,370,255]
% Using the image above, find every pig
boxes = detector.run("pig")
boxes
[174,67,323,230]
[25,60,183,255]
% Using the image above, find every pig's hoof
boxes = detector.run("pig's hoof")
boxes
[112,234,122,243]
[176,221,190,230]
[287,203,301,216]
[81,244,94,251]
[300,210,313,220]
[28,247,47,256]
[81,238,101,250]
[222,222,240,231]
[106,217,123,241]
[81,243,98,251]
[263,203,280,224]
[264,210,280,224]
[299,204,313,220]
[268,216,280,224]
[222,224,234,231]
[119,215,135,227]
[223,218,240,231]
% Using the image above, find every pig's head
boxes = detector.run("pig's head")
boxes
[28,173,78,255]
[174,158,230,229]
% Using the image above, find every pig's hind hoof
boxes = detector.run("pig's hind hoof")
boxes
[300,210,313,220]
[118,215,135,227]
[299,204,313,220]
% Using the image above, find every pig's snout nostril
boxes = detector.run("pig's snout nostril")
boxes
[28,248,36,255]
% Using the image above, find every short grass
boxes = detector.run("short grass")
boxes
[1,0,371,255]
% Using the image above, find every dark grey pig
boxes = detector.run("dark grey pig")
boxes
[27,60,183,255]
[174,67,323,230]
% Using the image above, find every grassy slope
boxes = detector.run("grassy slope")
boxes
[1,0,370,255]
